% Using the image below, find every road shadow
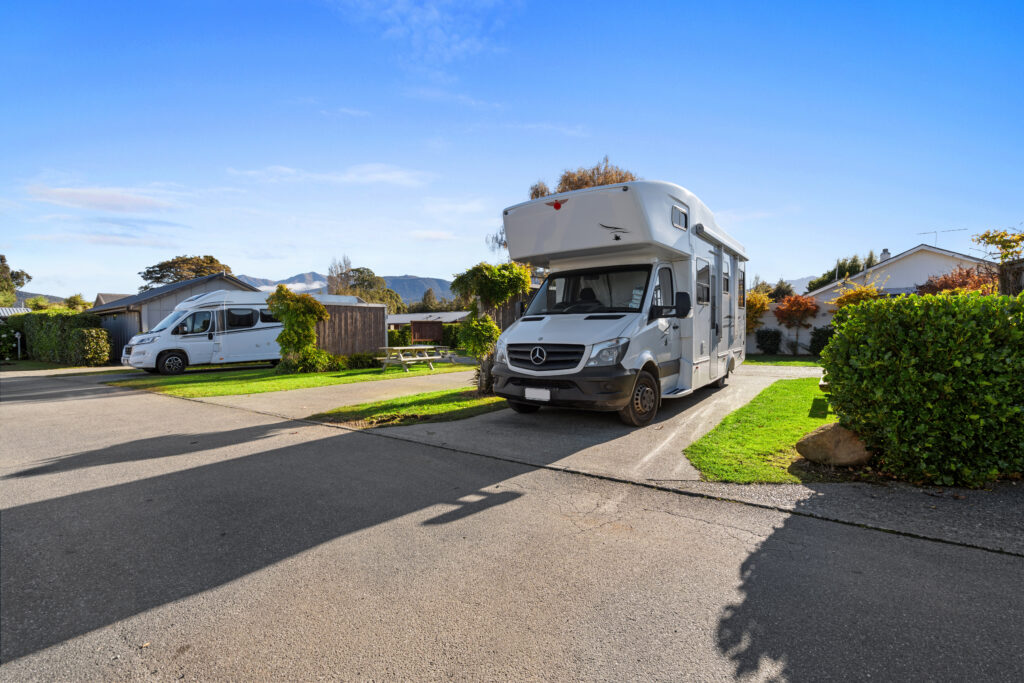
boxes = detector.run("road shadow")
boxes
[716,483,1024,680]
[0,375,128,405]
[0,426,538,662]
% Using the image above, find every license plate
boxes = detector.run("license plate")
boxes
[524,387,550,402]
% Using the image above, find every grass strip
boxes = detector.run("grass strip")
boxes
[310,388,506,428]
[744,354,821,367]
[685,377,841,483]
[106,363,475,398]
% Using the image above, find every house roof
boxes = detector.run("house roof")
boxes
[94,292,132,306]
[88,273,259,313]
[0,307,30,319]
[806,243,992,297]
[387,311,471,325]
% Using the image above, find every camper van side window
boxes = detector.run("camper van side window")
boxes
[226,308,257,329]
[739,270,746,308]
[259,309,279,324]
[671,206,688,230]
[696,260,711,304]
[723,263,730,294]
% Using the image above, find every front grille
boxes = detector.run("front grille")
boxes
[508,343,585,371]
[507,378,576,390]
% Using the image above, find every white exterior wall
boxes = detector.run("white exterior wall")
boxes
[140,280,256,332]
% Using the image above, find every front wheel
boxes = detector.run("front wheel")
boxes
[157,351,188,375]
[508,401,540,414]
[618,370,660,427]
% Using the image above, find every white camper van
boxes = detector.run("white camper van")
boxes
[120,290,364,374]
[492,180,748,426]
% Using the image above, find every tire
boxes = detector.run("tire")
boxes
[618,370,660,427]
[715,370,729,388]
[157,351,188,375]
[508,400,540,414]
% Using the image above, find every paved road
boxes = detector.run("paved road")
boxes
[2,371,1022,680]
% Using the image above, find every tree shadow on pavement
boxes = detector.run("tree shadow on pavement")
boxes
[716,485,1024,680]
[0,428,535,662]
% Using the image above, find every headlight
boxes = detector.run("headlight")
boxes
[134,336,157,345]
[494,337,508,364]
[586,338,629,367]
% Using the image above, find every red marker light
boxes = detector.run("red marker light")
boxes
[553,201,562,210]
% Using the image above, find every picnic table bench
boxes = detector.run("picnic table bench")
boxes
[376,345,458,372]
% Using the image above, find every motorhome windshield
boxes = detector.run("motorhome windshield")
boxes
[150,310,188,333]
[526,266,652,315]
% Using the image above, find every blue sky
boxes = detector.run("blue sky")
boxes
[2,0,1022,297]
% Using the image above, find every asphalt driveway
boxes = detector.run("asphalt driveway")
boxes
[2,370,1022,680]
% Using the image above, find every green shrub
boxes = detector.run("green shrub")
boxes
[266,285,328,357]
[68,328,111,366]
[808,325,835,356]
[755,328,782,354]
[822,293,1024,487]
[388,326,411,346]
[0,322,18,359]
[342,352,378,369]
[276,348,338,374]
[442,323,460,349]
[19,310,104,363]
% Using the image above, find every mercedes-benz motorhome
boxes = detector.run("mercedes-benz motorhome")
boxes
[492,180,748,426]
[120,290,363,374]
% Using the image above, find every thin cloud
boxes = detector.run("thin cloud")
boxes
[229,164,431,187]
[25,232,177,248]
[410,230,456,241]
[27,185,173,212]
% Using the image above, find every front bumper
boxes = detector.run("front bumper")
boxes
[122,345,154,368]
[492,362,637,411]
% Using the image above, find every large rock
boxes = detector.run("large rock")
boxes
[796,423,872,466]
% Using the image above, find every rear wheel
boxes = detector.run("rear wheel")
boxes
[618,370,660,427]
[715,370,729,388]
[157,351,188,375]
[508,400,540,414]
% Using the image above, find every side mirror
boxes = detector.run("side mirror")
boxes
[675,292,692,319]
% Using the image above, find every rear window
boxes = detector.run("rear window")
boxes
[260,309,279,324]
[226,308,256,329]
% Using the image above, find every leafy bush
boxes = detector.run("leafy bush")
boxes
[68,328,111,366]
[266,285,328,357]
[19,310,104,363]
[0,322,18,359]
[828,280,883,310]
[745,290,771,334]
[388,326,411,346]
[458,313,501,361]
[276,348,337,374]
[755,328,782,354]
[808,325,834,356]
[822,293,1024,487]
[442,323,460,349]
[341,352,378,369]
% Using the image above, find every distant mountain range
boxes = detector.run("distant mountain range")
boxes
[236,272,454,303]
[14,290,64,306]
[786,275,816,294]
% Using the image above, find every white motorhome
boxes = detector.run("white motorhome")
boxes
[120,290,363,374]
[492,180,748,426]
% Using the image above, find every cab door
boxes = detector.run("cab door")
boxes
[651,265,682,392]
[174,310,216,365]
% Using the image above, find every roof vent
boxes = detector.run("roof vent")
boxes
[879,248,891,262]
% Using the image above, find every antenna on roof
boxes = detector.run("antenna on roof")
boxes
[917,228,967,246]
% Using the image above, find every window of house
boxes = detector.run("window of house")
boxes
[671,205,688,230]
[226,308,256,329]
[696,259,711,304]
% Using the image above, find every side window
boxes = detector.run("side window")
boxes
[671,205,688,230]
[259,309,279,324]
[739,269,746,308]
[226,308,257,329]
[181,311,212,334]
[723,261,730,294]
[653,267,673,306]
[696,260,711,304]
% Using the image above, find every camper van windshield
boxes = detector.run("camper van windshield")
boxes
[150,310,188,332]
[526,266,651,315]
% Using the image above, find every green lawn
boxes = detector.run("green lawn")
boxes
[106,363,475,398]
[685,377,843,483]
[744,354,821,367]
[310,388,506,427]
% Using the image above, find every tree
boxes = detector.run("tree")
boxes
[829,280,883,310]
[0,255,31,307]
[63,293,89,311]
[915,266,997,295]
[451,262,532,393]
[327,261,406,313]
[772,294,819,355]
[770,279,794,301]
[327,255,354,294]
[973,229,1024,295]
[25,295,50,310]
[419,288,438,311]
[266,285,329,373]
[805,253,873,292]
[745,290,771,334]
[748,275,774,299]
[489,157,637,252]
[139,255,231,291]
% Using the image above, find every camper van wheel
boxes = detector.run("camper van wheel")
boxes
[618,370,659,427]
[508,401,540,414]
[715,371,729,388]
[157,351,188,375]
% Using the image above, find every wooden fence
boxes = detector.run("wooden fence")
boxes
[316,305,387,355]
[482,292,530,331]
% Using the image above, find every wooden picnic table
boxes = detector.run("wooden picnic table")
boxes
[376,345,458,372]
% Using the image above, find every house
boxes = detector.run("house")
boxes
[386,311,471,329]
[93,292,132,307]
[88,273,259,359]
[0,307,30,321]
[750,244,994,354]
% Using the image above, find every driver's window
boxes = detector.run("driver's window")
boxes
[653,267,673,306]
[180,311,212,335]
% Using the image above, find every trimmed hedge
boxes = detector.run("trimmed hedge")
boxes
[17,310,109,366]
[275,349,382,374]
[0,322,18,359]
[808,325,834,356]
[388,326,411,346]
[442,323,460,349]
[755,328,782,354]
[821,293,1024,487]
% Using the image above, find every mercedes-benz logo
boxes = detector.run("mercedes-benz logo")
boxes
[530,346,547,365]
